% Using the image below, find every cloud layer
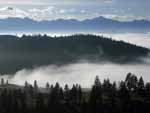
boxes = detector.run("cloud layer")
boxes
[0,6,149,21]
[0,62,150,88]
[0,0,112,5]
[0,6,108,21]
[0,0,149,21]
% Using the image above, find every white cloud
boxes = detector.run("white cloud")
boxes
[80,10,86,13]
[59,9,66,14]
[0,0,48,5]
[111,15,149,21]
[59,8,76,14]
[0,6,149,21]
[0,6,83,21]
[0,6,29,18]
[0,0,113,5]
[1,62,150,88]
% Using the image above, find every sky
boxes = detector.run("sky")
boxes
[0,0,149,21]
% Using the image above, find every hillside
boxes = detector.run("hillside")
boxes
[0,34,149,74]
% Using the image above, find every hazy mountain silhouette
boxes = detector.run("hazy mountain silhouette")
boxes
[0,17,150,33]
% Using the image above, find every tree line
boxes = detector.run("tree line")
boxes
[0,73,150,113]
[0,34,149,74]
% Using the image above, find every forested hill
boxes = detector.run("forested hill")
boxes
[0,34,149,74]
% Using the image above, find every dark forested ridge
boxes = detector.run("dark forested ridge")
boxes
[0,34,149,74]
[0,73,150,113]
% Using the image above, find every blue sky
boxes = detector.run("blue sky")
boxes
[0,0,149,21]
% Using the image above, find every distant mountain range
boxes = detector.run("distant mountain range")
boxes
[0,16,150,33]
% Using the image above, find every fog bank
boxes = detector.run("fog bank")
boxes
[0,62,150,88]
[102,33,150,48]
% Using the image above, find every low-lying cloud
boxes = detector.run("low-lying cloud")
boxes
[1,62,150,88]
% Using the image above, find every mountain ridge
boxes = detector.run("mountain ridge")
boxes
[0,34,149,74]
[0,16,150,33]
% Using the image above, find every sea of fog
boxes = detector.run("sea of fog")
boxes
[0,32,150,88]
[0,62,150,88]
[102,33,150,49]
